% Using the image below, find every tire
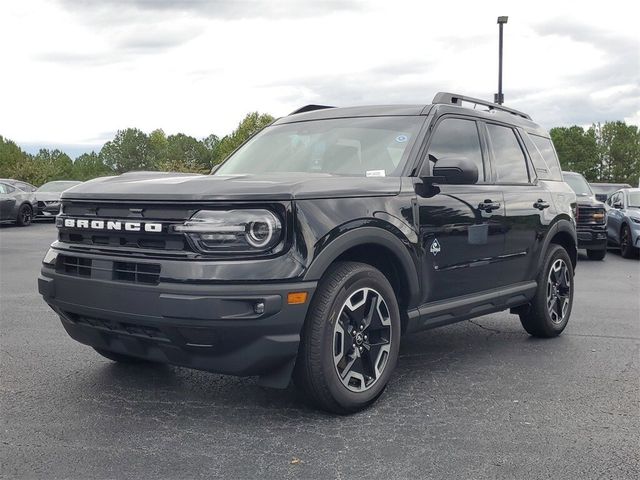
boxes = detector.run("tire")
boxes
[294,261,401,414]
[620,224,637,259]
[93,347,150,364]
[16,204,33,226]
[519,244,574,338]
[586,249,606,261]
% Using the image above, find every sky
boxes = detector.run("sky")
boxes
[1,0,639,158]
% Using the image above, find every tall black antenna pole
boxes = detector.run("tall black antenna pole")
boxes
[495,16,508,105]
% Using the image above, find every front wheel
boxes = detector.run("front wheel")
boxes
[586,248,606,261]
[620,224,637,258]
[294,261,401,414]
[520,244,574,337]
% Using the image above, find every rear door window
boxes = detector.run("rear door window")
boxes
[486,124,530,184]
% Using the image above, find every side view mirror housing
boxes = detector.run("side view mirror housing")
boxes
[431,156,479,185]
[613,201,624,209]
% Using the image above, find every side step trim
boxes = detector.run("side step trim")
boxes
[406,281,536,333]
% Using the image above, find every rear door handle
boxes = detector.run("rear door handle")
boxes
[478,200,501,212]
[533,199,550,210]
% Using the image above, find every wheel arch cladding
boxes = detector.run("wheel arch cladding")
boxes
[545,219,578,269]
[304,226,421,310]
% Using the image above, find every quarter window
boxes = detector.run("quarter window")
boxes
[427,118,485,182]
[487,124,529,184]
[529,134,562,181]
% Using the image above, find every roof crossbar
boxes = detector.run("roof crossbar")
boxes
[432,92,531,120]
[289,104,336,115]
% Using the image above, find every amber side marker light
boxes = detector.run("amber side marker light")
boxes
[287,292,308,304]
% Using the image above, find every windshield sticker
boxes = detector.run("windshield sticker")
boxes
[395,134,408,143]
[366,170,386,177]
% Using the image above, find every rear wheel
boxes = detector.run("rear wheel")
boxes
[520,244,574,337]
[586,249,606,261]
[294,261,401,414]
[93,347,150,364]
[16,204,32,226]
[620,224,637,258]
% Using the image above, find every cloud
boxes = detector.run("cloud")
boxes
[518,20,640,127]
[57,0,365,21]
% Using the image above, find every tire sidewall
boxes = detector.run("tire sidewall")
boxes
[319,268,401,409]
[17,204,32,226]
[539,246,574,334]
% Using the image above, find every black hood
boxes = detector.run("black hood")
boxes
[61,171,401,201]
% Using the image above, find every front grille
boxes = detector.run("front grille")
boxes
[58,230,187,252]
[57,255,160,284]
[58,201,195,254]
[576,206,606,225]
[113,261,161,284]
[67,313,170,342]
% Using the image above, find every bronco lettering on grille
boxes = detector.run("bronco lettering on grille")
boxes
[62,218,163,233]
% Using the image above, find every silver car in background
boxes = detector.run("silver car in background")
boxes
[35,181,82,218]
[606,188,640,258]
[0,179,37,226]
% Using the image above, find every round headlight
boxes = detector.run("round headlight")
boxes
[246,220,274,248]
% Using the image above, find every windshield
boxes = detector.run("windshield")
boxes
[563,174,593,196]
[629,192,640,208]
[37,181,80,192]
[215,116,423,177]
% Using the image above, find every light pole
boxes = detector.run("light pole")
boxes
[494,16,508,105]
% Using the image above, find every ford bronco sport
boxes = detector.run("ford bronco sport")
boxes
[38,93,578,413]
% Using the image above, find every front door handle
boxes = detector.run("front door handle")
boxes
[533,199,550,210]
[478,200,501,212]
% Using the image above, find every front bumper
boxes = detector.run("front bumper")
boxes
[576,224,607,250]
[36,202,60,217]
[39,263,316,387]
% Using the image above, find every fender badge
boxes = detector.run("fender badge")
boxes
[430,238,441,256]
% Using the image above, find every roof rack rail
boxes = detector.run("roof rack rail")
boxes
[289,104,335,115]
[432,92,531,120]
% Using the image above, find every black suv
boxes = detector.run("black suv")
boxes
[39,93,578,413]
[562,172,607,260]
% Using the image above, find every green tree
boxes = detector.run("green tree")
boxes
[0,135,29,177]
[73,152,113,181]
[99,128,157,174]
[549,126,598,180]
[593,121,640,186]
[214,112,275,165]
[33,149,74,182]
[160,133,212,173]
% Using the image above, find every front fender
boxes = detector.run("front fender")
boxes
[303,224,421,307]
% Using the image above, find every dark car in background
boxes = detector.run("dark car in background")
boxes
[606,188,640,258]
[35,181,83,218]
[590,182,632,203]
[563,172,607,260]
[0,178,36,226]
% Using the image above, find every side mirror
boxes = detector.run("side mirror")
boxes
[431,156,479,185]
[613,201,623,209]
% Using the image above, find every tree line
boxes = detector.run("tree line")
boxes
[0,112,274,186]
[1,117,638,187]
[550,121,639,186]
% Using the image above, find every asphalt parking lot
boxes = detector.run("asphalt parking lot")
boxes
[1,222,638,479]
